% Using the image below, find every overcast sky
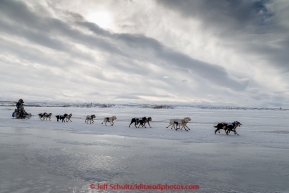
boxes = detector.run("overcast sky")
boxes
[1,0,289,107]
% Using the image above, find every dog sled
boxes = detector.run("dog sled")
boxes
[12,109,32,119]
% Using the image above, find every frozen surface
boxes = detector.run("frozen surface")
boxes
[0,106,289,193]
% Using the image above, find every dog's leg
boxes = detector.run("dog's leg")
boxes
[174,122,179,130]
[138,122,143,128]
[148,122,152,128]
[129,120,134,127]
[175,123,178,130]
[182,123,189,130]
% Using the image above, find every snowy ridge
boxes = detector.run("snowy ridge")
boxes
[0,101,287,110]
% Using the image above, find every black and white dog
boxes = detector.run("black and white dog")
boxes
[38,112,47,120]
[43,113,52,121]
[56,114,68,122]
[214,121,242,135]
[129,117,146,128]
[137,117,152,128]
[85,114,96,124]
[65,113,72,122]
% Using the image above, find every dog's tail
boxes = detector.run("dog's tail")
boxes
[214,125,218,128]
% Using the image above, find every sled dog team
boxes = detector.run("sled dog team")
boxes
[37,112,242,134]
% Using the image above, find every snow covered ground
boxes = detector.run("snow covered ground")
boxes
[0,106,289,193]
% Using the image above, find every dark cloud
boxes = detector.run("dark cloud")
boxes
[78,21,249,90]
[157,0,274,33]
[157,0,289,71]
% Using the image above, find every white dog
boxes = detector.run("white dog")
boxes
[102,116,117,126]
[166,117,191,131]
